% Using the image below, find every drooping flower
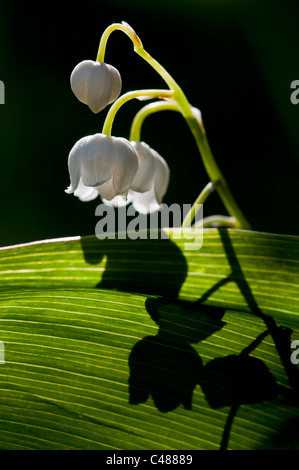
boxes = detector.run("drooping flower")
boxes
[65,134,139,201]
[103,141,170,213]
[130,141,170,213]
[70,60,122,113]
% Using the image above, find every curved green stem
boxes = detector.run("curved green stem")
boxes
[102,89,173,136]
[182,181,221,228]
[131,101,248,229]
[98,22,251,230]
[97,22,183,95]
[129,100,179,141]
[96,22,144,62]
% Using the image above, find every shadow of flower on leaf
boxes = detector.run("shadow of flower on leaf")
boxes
[80,229,299,450]
[128,298,226,412]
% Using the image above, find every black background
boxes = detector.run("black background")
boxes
[1,0,299,246]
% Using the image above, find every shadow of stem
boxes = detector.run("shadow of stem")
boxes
[207,229,299,449]
[80,229,299,450]
[217,228,299,396]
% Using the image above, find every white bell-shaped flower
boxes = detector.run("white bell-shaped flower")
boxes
[130,141,170,213]
[103,141,170,214]
[70,60,122,113]
[66,134,139,201]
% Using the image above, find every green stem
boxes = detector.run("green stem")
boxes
[182,181,221,228]
[187,122,251,229]
[96,22,144,62]
[96,23,192,111]
[97,22,251,230]
[102,89,173,136]
[130,101,246,229]
[129,100,179,141]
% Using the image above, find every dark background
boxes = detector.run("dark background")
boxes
[1,0,299,247]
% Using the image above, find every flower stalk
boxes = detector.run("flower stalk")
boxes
[102,89,174,136]
[181,180,221,228]
[67,21,250,229]
[129,100,180,141]
[96,22,250,229]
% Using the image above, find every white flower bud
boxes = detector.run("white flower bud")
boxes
[70,60,122,113]
[65,134,139,201]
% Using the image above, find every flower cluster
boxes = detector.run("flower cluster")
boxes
[66,21,250,236]
[66,134,169,213]
[66,53,170,213]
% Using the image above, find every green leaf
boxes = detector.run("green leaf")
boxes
[0,228,298,450]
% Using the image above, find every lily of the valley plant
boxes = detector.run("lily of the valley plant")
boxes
[66,21,251,228]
